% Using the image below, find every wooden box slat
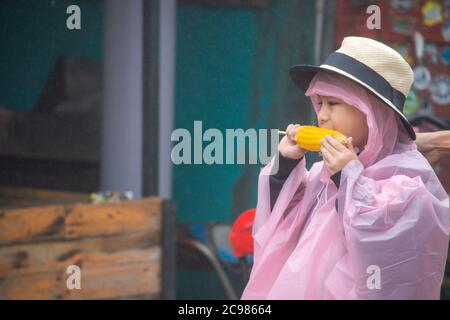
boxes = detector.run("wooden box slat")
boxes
[0,198,162,246]
[0,195,175,300]
[1,260,160,300]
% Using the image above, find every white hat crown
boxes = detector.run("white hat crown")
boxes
[335,37,413,97]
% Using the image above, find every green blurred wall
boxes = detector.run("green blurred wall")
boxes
[174,0,316,225]
[0,0,102,111]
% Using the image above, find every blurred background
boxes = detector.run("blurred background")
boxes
[0,0,449,300]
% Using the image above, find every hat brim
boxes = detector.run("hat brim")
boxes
[289,64,416,141]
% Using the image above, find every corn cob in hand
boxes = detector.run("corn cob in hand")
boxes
[279,125,349,152]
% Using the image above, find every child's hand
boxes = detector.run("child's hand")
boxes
[278,124,307,159]
[320,135,358,176]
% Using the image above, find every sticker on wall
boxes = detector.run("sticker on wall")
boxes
[404,90,420,115]
[413,65,432,90]
[443,0,450,19]
[395,43,414,65]
[390,0,413,12]
[392,16,416,35]
[440,46,450,65]
[442,20,450,41]
[424,43,439,64]
[422,1,444,27]
[429,75,450,105]
[433,163,441,175]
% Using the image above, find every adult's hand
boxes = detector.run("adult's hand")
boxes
[415,131,450,165]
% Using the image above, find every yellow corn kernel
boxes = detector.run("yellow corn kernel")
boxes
[295,126,348,152]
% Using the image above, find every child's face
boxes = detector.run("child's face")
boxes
[316,95,369,149]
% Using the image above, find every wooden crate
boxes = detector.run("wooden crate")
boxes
[0,194,175,299]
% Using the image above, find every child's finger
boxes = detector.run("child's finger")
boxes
[320,145,334,162]
[286,124,294,135]
[286,124,295,141]
[284,124,296,145]
[325,135,347,152]
[347,137,356,153]
[288,124,300,142]
[292,124,301,142]
[321,138,338,157]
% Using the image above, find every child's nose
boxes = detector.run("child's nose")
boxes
[317,107,330,123]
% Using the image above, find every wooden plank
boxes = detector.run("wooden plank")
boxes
[0,261,160,299]
[0,198,162,246]
[0,233,160,276]
[0,205,66,246]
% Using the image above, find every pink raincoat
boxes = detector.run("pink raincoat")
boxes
[242,72,450,300]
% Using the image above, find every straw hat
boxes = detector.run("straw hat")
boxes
[289,36,416,140]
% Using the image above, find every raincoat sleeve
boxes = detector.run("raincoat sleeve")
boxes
[269,152,303,210]
[337,158,450,299]
[269,153,341,211]
[252,154,309,251]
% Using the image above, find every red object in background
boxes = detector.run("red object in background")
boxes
[229,208,256,257]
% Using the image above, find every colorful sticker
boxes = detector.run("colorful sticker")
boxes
[395,43,414,65]
[424,43,439,64]
[404,90,420,115]
[433,163,441,174]
[429,75,450,105]
[440,46,450,65]
[422,1,444,27]
[413,65,432,90]
[392,16,415,35]
[390,0,413,12]
[442,20,450,42]
[443,0,450,19]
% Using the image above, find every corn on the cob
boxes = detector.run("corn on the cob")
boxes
[295,126,348,152]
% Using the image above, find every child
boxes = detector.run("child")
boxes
[242,37,450,300]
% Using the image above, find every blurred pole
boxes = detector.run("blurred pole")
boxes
[314,0,325,65]
[142,0,159,197]
[158,0,176,199]
[239,257,250,285]
[320,0,337,61]
[142,0,176,198]
[102,0,143,198]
